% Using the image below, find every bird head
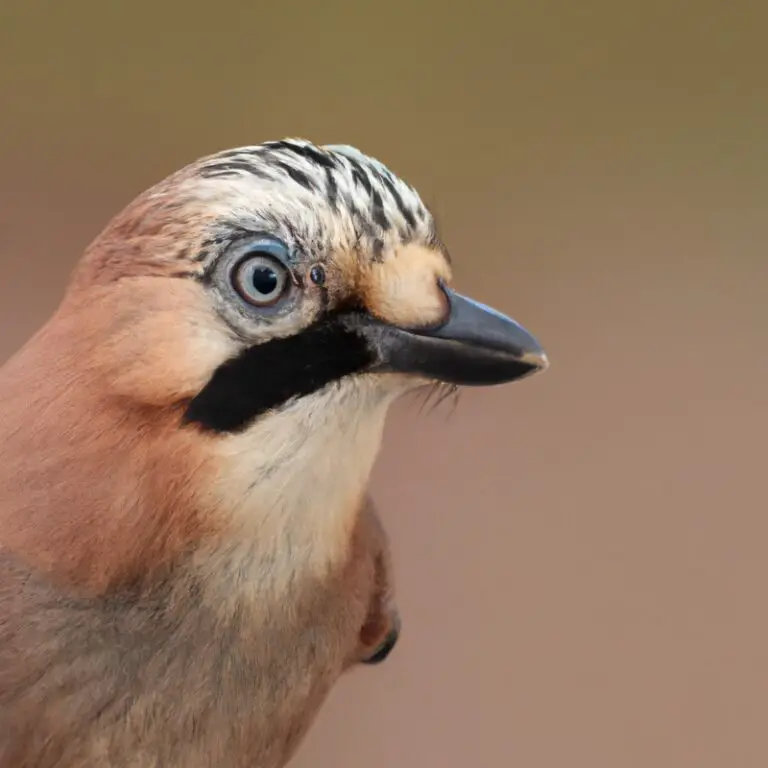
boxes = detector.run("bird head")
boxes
[1,139,547,591]
[65,139,547,425]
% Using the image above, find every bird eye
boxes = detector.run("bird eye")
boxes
[232,252,291,307]
[309,264,326,286]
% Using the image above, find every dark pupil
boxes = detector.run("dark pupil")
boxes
[251,265,278,295]
[310,265,325,285]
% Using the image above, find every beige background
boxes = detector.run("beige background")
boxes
[1,1,766,766]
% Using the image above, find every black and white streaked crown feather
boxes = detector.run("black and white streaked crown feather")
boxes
[193,139,438,259]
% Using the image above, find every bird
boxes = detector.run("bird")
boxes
[0,138,548,767]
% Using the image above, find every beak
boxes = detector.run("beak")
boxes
[361,283,549,386]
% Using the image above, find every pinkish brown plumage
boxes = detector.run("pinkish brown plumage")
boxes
[0,139,547,767]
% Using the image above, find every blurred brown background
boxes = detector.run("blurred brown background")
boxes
[1,1,766,766]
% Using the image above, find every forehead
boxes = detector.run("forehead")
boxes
[185,139,439,262]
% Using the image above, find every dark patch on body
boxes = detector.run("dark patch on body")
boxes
[362,625,399,665]
[345,156,373,197]
[273,161,316,192]
[369,188,390,230]
[324,167,339,209]
[268,141,338,171]
[380,173,417,229]
[183,314,374,433]
[198,160,275,181]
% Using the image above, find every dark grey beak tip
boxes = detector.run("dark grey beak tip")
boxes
[433,285,549,370]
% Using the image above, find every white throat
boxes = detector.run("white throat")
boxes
[205,378,400,593]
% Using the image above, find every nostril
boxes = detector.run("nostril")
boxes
[362,625,400,665]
